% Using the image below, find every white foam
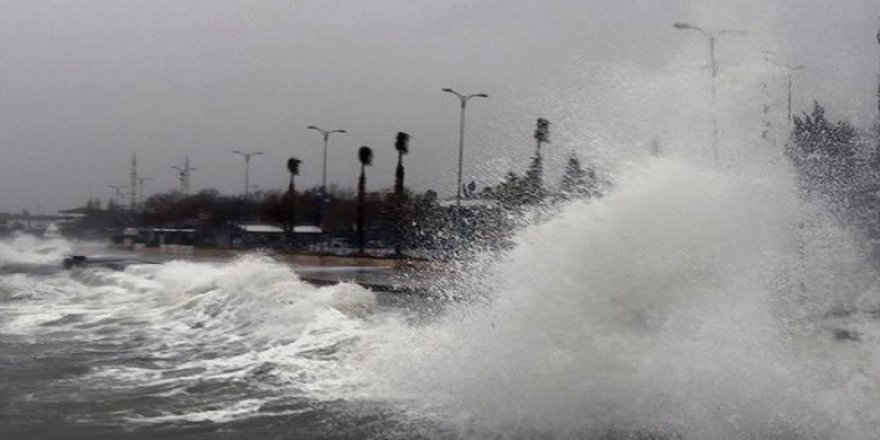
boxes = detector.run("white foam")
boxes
[358,158,880,439]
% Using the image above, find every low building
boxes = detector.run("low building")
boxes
[217,223,324,248]
[0,212,80,236]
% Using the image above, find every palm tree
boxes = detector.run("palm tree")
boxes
[393,132,411,257]
[527,118,550,203]
[285,158,301,243]
[534,118,550,153]
[356,146,373,254]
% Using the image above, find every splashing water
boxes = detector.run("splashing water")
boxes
[0,233,72,266]
[3,155,880,439]
[0,253,381,431]
[352,158,880,439]
[3,15,880,436]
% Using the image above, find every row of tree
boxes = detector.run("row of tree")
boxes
[785,101,880,237]
[66,117,605,254]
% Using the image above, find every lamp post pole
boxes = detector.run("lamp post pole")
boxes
[232,150,264,198]
[783,64,805,123]
[106,185,126,207]
[307,126,346,232]
[137,177,153,211]
[442,88,488,206]
[307,126,346,199]
[674,22,745,164]
[171,156,195,195]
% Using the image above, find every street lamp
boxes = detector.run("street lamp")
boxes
[442,88,489,205]
[307,125,345,233]
[307,126,346,198]
[137,177,153,211]
[231,150,264,198]
[106,185,127,209]
[171,156,195,195]
[780,63,805,123]
[674,22,745,164]
[762,50,804,124]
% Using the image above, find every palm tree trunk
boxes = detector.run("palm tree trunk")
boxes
[285,175,296,245]
[357,165,366,254]
[393,153,405,257]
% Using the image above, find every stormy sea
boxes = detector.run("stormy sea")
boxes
[3,159,880,440]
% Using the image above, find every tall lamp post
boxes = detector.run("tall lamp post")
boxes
[764,51,804,123]
[137,177,153,211]
[107,184,127,207]
[783,64,805,124]
[674,22,745,164]
[307,126,346,198]
[171,156,195,195]
[231,150,264,198]
[307,125,346,230]
[442,88,488,206]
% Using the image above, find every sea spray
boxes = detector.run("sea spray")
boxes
[359,157,878,439]
[0,252,381,425]
[0,233,72,266]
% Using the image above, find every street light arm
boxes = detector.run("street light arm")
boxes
[233,150,264,159]
[442,88,464,100]
[468,93,489,100]
[674,22,708,37]
[309,126,346,136]
[717,29,746,38]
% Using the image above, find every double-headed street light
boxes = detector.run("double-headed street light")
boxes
[442,88,489,206]
[107,184,127,199]
[307,125,345,232]
[137,176,153,210]
[674,22,745,164]
[232,150,264,198]
[780,63,805,123]
[762,50,804,124]
[307,126,346,198]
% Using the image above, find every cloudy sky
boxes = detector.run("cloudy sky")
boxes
[0,0,877,212]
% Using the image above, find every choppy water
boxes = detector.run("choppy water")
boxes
[3,161,880,440]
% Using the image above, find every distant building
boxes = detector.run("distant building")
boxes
[0,211,82,235]
[216,223,324,248]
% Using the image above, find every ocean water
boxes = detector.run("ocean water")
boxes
[3,159,880,440]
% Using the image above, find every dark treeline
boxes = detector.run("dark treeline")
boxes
[786,101,880,237]
[64,119,606,256]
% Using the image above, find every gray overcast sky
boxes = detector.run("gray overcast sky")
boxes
[0,0,877,212]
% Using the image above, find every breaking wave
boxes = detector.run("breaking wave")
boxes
[3,161,880,439]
